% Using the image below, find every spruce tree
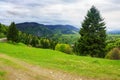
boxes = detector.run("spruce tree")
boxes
[7,22,19,42]
[31,36,39,47]
[77,6,106,57]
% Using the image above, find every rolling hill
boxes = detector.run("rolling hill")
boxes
[16,22,53,37]
[16,22,79,37]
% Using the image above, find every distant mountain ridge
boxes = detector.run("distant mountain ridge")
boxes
[45,24,79,34]
[108,30,120,34]
[16,22,79,37]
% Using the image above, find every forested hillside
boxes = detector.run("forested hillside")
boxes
[16,22,79,37]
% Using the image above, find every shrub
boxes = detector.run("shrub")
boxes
[105,47,120,60]
[55,44,72,54]
[0,33,5,38]
[40,39,50,48]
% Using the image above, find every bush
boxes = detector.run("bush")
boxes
[40,39,50,48]
[0,33,5,38]
[55,44,72,54]
[105,47,120,60]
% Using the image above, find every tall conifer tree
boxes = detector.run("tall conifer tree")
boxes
[77,6,106,57]
[7,22,19,42]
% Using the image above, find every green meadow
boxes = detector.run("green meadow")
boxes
[0,42,120,80]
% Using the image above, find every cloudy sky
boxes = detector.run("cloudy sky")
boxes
[0,0,120,31]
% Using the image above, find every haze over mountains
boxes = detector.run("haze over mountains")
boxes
[107,30,120,34]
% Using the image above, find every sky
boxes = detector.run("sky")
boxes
[0,0,120,31]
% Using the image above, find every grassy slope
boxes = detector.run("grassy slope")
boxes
[0,57,19,80]
[0,58,7,80]
[0,57,20,80]
[0,43,120,80]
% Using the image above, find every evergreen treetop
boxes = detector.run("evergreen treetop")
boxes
[7,22,19,42]
[75,6,106,57]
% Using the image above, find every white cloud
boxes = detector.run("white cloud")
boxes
[0,0,120,31]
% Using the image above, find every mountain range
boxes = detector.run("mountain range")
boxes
[108,30,120,34]
[15,22,120,37]
[16,22,79,37]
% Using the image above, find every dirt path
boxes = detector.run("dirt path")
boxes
[0,54,51,80]
[0,38,7,42]
[0,54,94,80]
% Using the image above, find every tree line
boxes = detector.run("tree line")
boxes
[7,22,57,49]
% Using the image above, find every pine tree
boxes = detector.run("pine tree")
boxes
[76,6,106,57]
[40,38,50,48]
[31,36,39,47]
[7,22,19,42]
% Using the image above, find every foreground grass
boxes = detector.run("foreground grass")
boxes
[0,71,5,80]
[0,42,120,80]
[0,57,21,80]
[0,58,13,80]
[0,58,7,80]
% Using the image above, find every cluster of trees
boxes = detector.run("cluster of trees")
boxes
[7,22,57,49]
[0,23,8,38]
[6,22,73,54]
[106,38,120,52]
[107,34,120,42]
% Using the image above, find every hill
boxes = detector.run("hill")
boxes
[16,22,53,37]
[0,42,120,80]
[16,22,79,37]
[45,24,79,34]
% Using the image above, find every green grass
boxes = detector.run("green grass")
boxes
[0,72,5,77]
[0,42,120,80]
[0,56,25,80]
[0,59,6,80]
[0,71,5,80]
